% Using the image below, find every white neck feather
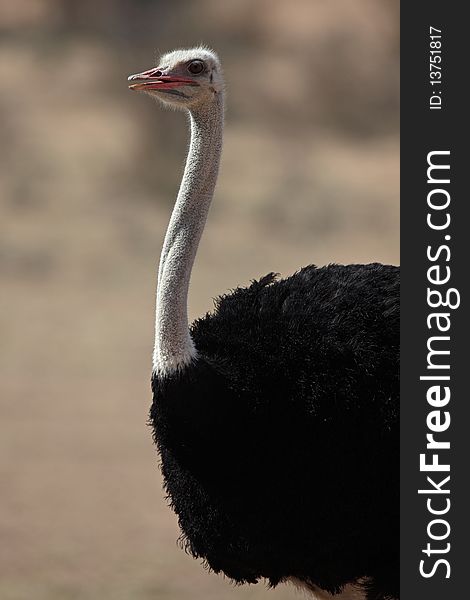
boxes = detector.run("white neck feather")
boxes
[153,93,224,375]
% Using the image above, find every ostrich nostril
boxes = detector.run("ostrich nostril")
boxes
[153,70,163,77]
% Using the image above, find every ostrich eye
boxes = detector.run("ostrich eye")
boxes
[188,60,204,75]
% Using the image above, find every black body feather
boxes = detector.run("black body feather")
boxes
[151,263,399,599]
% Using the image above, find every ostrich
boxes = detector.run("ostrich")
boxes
[128,48,399,600]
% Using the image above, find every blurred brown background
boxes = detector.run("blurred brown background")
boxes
[0,1,399,599]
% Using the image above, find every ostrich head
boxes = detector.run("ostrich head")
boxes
[128,47,223,109]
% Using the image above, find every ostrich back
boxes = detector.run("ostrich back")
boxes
[151,263,399,599]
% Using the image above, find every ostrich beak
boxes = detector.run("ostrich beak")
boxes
[128,67,199,91]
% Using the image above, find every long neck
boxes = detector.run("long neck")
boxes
[153,94,224,375]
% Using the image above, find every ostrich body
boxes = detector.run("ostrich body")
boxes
[128,48,399,600]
